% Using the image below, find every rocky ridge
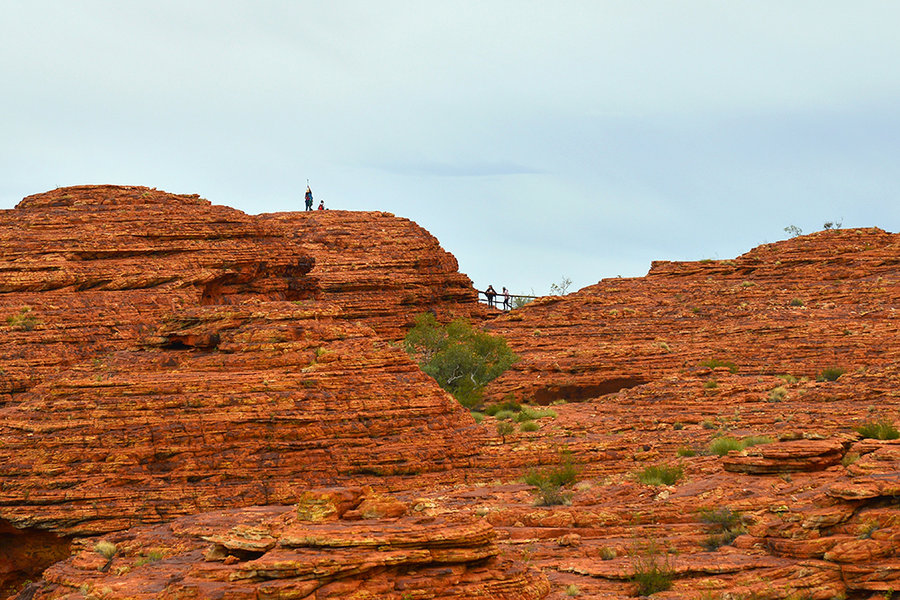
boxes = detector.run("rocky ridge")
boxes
[3,187,900,599]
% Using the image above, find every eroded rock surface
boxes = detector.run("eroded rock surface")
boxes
[18,488,550,600]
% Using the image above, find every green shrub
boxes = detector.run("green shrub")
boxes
[698,507,744,550]
[703,379,718,389]
[769,386,788,402]
[842,452,860,467]
[789,298,805,307]
[485,398,521,416]
[709,435,772,456]
[517,406,557,421]
[709,436,742,455]
[134,549,165,566]
[855,419,900,440]
[598,546,617,560]
[637,464,683,486]
[496,422,514,443]
[404,313,518,408]
[699,358,738,373]
[494,409,517,421]
[523,452,578,505]
[6,307,38,331]
[701,419,717,430]
[520,420,540,432]
[94,541,117,559]
[676,446,696,457]
[470,411,484,424]
[817,367,845,382]
[630,542,674,596]
[565,584,580,596]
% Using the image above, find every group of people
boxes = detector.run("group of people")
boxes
[304,185,325,211]
[483,285,511,310]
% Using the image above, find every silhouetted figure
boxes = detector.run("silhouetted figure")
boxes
[485,285,496,308]
[502,286,511,310]
[305,186,314,211]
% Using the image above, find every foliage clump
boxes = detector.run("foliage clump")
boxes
[94,541,117,560]
[854,419,900,440]
[6,307,38,331]
[817,367,845,382]
[404,313,518,408]
[630,541,675,596]
[523,451,578,506]
[699,358,738,373]
[698,507,744,550]
[709,435,772,456]
[637,464,683,486]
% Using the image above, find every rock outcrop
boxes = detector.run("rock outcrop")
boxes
[0,303,484,538]
[483,227,900,405]
[18,487,550,600]
[5,185,900,600]
[0,186,489,597]
[0,186,479,402]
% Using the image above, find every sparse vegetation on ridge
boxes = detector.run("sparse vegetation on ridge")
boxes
[854,419,899,440]
[523,451,579,506]
[817,367,845,382]
[709,435,772,456]
[637,464,683,486]
[630,541,675,596]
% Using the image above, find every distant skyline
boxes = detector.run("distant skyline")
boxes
[3,1,899,295]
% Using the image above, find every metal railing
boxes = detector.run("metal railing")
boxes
[476,290,541,311]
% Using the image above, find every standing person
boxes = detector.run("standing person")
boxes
[502,287,511,310]
[304,185,314,211]
[317,200,325,211]
[485,285,496,308]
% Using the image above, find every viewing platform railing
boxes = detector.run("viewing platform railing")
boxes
[476,290,541,311]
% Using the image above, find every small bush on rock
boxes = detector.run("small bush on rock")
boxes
[523,452,579,506]
[709,435,772,456]
[404,313,518,408]
[630,541,675,596]
[637,464,683,486]
[855,419,899,440]
[817,367,845,382]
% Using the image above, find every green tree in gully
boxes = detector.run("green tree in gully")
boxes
[404,313,518,408]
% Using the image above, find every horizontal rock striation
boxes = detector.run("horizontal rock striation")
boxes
[0,303,484,537]
[0,186,315,400]
[19,488,550,600]
[483,227,900,406]
[258,210,483,338]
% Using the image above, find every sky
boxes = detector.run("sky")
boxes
[2,1,900,295]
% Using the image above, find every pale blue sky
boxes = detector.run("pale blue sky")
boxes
[2,1,899,294]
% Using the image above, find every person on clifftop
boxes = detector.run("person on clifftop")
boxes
[502,286,511,310]
[317,200,325,210]
[304,186,314,211]
[485,285,497,308]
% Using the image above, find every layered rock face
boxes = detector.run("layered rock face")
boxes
[259,210,481,338]
[0,186,491,597]
[0,186,479,401]
[483,227,900,404]
[21,487,550,600]
[0,303,484,536]
[0,185,315,400]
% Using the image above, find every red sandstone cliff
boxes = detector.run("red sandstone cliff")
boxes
[4,186,900,600]
[0,186,503,597]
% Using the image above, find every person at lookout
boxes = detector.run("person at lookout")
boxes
[304,186,313,211]
[485,285,496,307]
[317,200,325,210]
[502,286,511,310]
